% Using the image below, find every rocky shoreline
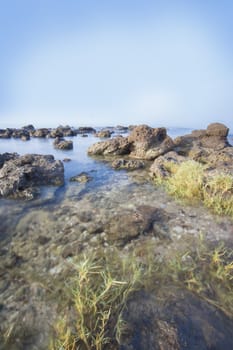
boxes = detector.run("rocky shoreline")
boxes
[0,122,233,350]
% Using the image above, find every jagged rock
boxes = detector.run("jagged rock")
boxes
[0,154,64,199]
[174,122,230,155]
[0,153,19,168]
[88,125,174,160]
[88,136,131,156]
[128,125,174,160]
[112,158,145,170]
[53,137,73,150]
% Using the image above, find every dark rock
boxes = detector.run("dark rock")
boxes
[106,206,170,245]
[22,124,35,132]
[50,126,76,138]
[0,128,12,138]
[53,137,73,150]
[77,127,96,134]
[112,159,145,170]
[0,153,19,168]
[63,158,72,162]
[120,289,233,350]
[12,129,30,140]
[70,172,93,183]
[0,154,64,199]
[36,236,51,245]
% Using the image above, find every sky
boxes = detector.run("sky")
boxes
[0,0,233,130]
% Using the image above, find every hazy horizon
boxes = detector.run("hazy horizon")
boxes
[1,1,233,131]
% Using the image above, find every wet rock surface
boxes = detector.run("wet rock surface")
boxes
[121,289,233,350]
[0,153,64,199]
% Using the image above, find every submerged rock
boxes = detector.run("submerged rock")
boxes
[70,172,93,183]
[0,154,64,199]
[120,289,233,350]
[112,158,145,170]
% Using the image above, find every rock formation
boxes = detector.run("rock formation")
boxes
[0,153,64,199]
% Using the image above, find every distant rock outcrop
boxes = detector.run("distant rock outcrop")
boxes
[53,137,73,150]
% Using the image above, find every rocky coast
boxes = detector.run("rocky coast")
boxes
[0,123,233,350]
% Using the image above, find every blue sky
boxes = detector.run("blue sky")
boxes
[0,0,233,130]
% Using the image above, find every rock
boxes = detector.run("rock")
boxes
[88,136,131,156]
[63,158,72,162]
[12,129,30,140]
[0,128,12,138]
[149,151,186,179]
[174,123,231,155]
[112,159,145,170]
[77,127,96,134]
[0,153,19,168]
[50,126,76,138]
[21,134,30,141]
[105,206,170,245]
[70,172,93,183]
[206,122,229,137]
[95,129,112,138]
[88,125,174,160]
[22,124,35,132]
[128,125,174,160]
[32,128,50,138]
[115,125,129,133]
[120,289,233,350]
[53,137,73,150]
[0,154,64,199]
